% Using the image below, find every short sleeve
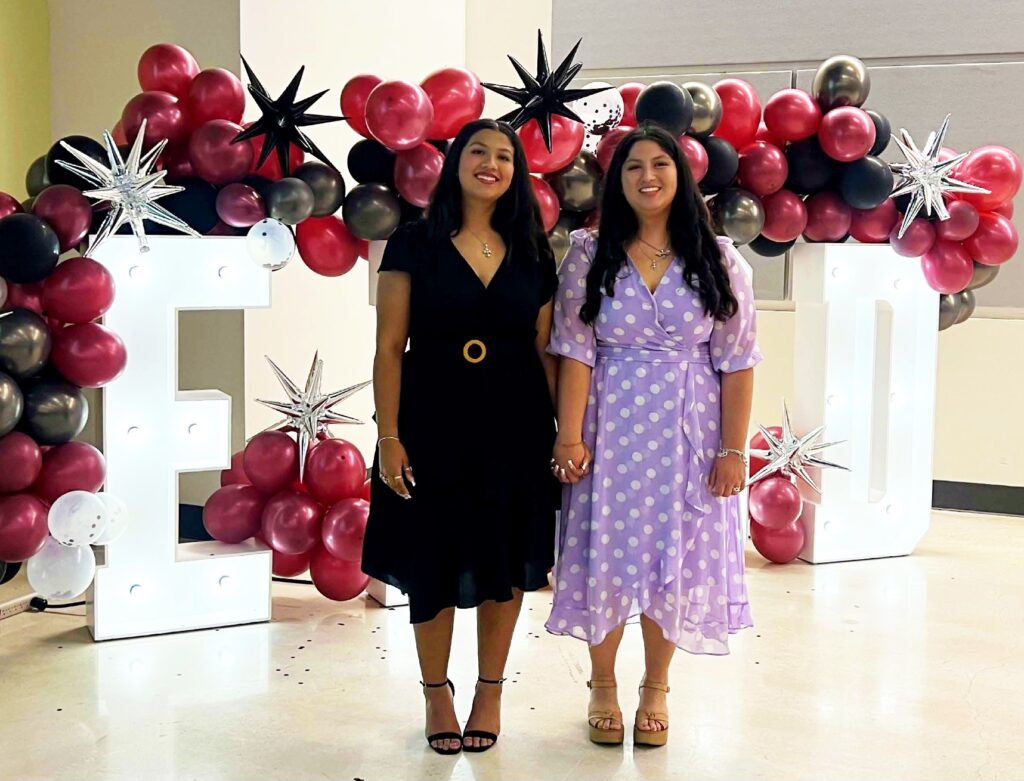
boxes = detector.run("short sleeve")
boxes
[710,237,764,373]
[377,221,423,274]
[547,229,598,368]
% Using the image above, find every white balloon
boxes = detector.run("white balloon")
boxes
[48,490,108,547]
[27,537,97,600]
[569,82,624,136]
[582,130,602,156]
[94,493,129,545]
[246,218,296,272]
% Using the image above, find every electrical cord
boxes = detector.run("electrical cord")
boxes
[30,597,87,612]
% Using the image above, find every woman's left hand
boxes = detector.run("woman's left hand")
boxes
[709,453,746,498]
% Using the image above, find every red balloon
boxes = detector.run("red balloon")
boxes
[321,497,369,561]
[849,198,899,243]
[356,239,371,260]
[303,438,366,506]
[187,68,245,127]
[519,116,585,174]
[530,176,560,233]
[5,282,44,315]
[0,433,43,493]
[964,212,1019,266]
[243,431,299,495]
[215,183,265,228]
[934,200,980,242]
[749,476,803,529]
[204,484,267,543]
[953,145,1023,211]
[421,67,485,140]
[583,209,601,229]
[31,186,92,252]
[749,426,783,477]
[272,548,310,578]
[677,135,709,182]
[41,256,115,323]
[760,190,807,242]
[0,191,22,220]
[712,79,761,149]
[618,83,645,127]
[737,141,788,197]
[921,239,973,293]
[296,216,360,277]
[308,544,369,601]
[340,74,384,140]
[595,125,635,172]
[803,192,852,242]
[137,43,199,99]
[159,143,195,182]
[33,441,105,504]
[122,91,190,148]
[51,324,127,388]
[763,89,821,142]
[189,119,253,185]
[889,218,936,258]
[360,478,372,501]
[937,147,959,163]
[993,201,1014,219]
[261,490,323,555]
[750,518,805,564]
[818,107,875,162]
[0,494,50,562]
[112,120,128,146]
[365,80,434,151]
[220,450,251,487]
[394,143,444,208]
[754,123,785,148]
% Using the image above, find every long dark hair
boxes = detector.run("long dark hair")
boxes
[426,119,552,266]
[581,124,738,325]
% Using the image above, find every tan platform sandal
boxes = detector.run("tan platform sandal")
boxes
[587,680,625,745]
[634,680,670,747]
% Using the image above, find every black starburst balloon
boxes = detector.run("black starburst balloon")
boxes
[483,30,608,152]
[233,56,344,174]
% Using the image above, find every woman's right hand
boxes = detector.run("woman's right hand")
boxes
[378,438,414,499]
[551,440,591,484]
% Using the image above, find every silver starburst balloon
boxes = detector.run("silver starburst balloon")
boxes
[55,119,199,254]
[256,353,371,480]
[890,114,990,239]
[750,401,849,493]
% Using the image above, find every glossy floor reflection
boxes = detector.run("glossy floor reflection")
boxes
[1,511,1021,781]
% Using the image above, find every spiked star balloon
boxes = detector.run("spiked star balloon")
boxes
[56,119,199,253]
[749,402,849,493]
[890,114,990,239]
[256,353,370,480]
[233,56,344,174]
[483,29,609,151]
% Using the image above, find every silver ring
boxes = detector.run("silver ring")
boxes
[732,487,742,494]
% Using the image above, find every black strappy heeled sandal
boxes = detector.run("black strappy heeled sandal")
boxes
[462,676,505,753]
[421,679,462,755]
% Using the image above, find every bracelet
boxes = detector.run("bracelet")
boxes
[377,436,400,447]
[717,448,749,467]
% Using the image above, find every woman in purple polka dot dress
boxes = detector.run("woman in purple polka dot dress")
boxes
[546,125,762,747]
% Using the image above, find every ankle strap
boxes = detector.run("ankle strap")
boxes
[587,680,617,689]
[639,681,670,693]
[477,676,506,685]
[421,679,453,689]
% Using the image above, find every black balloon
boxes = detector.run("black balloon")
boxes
[893,192,939,221]
[0,560,21,586]
[293,162,347,217]
[25,155,50,197]
[839,156,894,210]
[0,213,61,284]
[699,137,740,195]
[866,110,891,157]
[550,153,603,212]
[342,184,402,240]
[749,235,796,257]
[557,210,586,232]
[157,177,220,234]
[0,309,51,380]
[635,81,694,137]
[19,380,89,446]
[266,177,316,225]
[46,135,107,189]
[0,371,24,437]
[785,138,836,195]
[348,139,396,187]
[241,174,274,201]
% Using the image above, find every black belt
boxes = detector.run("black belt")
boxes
[410,336,530,365]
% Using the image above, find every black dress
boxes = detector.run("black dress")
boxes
[362,220,560,623]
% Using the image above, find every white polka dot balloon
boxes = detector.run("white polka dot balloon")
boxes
[246,218,296,271]
[93,492,129,546]
[569,82,625,135]
[47,490,108,547]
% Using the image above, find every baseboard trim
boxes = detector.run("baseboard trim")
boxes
[933,481,1024,517]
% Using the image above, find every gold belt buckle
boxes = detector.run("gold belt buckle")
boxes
[463,339,486,364]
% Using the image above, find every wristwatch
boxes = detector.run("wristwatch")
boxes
[716,448,749,468]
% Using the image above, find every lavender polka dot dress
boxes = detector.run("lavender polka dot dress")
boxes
[545,230,763,655]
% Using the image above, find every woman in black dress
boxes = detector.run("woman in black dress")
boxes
[362,119,558,754]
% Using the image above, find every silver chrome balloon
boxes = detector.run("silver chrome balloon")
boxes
[966,261,999,291]
[953,289,976,325]
[712,188,765,245]
[812,55,871,110]
[938,293,960,331]
[550,153,603,212]
[682,81,722,137]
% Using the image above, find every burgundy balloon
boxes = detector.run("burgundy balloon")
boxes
[921,239,974,293]
[41,256,115,323]
[596,125,635,171]
[364,80,434,151]
[189,119,253,185]
[0,191,22,219]
[421,67,485,140]
[763,89,821,142]
[303,438,367,506]
[220,450,251,487]
[737,141,788,197]
[760,189,807,242]
[215,183,265,228]
[934,199,980,242]
[0,432,44,493]
[849,198,899,243]
[754,123,786,149]
[159,143,195,182]
[803,192,852,242]
[889,218,936,258]
[187,68,245,127]
[749,426,783,478]
[32,441,106,505]
[112,120,128,145]
[750,518,806,564]
[394,143,444,208]
[818,107,875,162]
[5,282,44,315]
[964,212,1018,266]
[137,43,200,99]
[618,83,645,127]
[993,201,1014,219]
[244,432,299,495]
[31,186,92,252]
[122,91,190,147]
[953,145,1023,212]
[272,547,310,577]
[712,78,761,149]
[677,135,709,182]
[340,74,383,140]
[0,494,50,562]
[203,484,267,543]
[530,176,560,233]
[308,544,370,601]
[261,490,324,555]
[749,476,803,530]
[360,478,372,501]
[51,323,127,388]
[295,216,360,277]
[321,498,369,562]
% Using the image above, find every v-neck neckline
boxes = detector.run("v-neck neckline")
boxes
[626,251,673,296]
[450,237,508,291]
